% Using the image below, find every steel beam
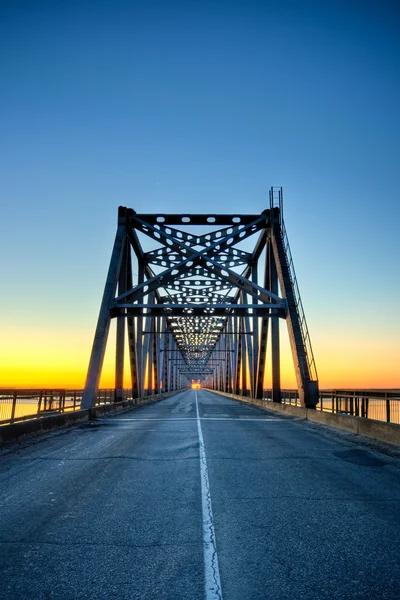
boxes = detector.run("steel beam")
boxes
[270,220,318,407]
[83,191,318,410]
[269,235,281,403]
[81,214,126,409]
[111,304,286,317]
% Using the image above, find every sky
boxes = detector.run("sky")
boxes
[0,0,399,389]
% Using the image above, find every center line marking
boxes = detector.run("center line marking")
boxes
[195,390,223,600]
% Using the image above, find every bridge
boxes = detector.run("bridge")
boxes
[1,189,399,599]
[82,187,318,410]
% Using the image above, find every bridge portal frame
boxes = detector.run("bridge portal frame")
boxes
[81,188,318,410]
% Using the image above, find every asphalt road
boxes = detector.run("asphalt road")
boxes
[1,389,399,600]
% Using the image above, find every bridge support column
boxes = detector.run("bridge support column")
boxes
[269,191,318,408]
[115,239,129,402]
[251,260,259,400]
[82,196,318,410]
[269,237,281,403]
[81,212,127,409]
[126,248,138,399]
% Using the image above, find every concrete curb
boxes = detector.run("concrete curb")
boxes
[0,409,90,444]
[210,390,400,447]
[0,391,181,444]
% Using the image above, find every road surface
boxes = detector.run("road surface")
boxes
[1,389,399,599]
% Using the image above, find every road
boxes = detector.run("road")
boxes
[1,389,399,600]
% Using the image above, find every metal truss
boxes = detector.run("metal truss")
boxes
[81,187,319,409]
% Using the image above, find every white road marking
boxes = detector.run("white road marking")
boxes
[195,390,223,600]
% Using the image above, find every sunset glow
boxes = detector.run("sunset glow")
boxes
[0,3,398,393]
[1,320,398,390]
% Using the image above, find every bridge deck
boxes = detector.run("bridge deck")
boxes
[1,390,399,600]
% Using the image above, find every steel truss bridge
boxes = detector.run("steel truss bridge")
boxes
[81,187,319,409]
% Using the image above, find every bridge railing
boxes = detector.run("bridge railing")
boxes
[0,389,127,426]
[2,388,399,428]
[263,389,400,425]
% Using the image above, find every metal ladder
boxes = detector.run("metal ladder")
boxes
[269,187,318,382]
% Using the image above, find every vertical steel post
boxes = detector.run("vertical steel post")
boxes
[242,293,254,397]
[115,238,128,402]
[270,220,318,408]
[386,392,390,423]
[153,314,160,394]
[142,297,153,396]
[125,246,139,399]
[170,349,175,391]
[224,323,230,392]
[239,302,247,396]
[270,236,281,403]
[136,261,144,398]
[235,317,242,394]
[256,241,271,399]
[227,319,233,393]
[251,260,259,399]
[164,330,170,392]
[81,212,126,409]
[10,391,17,423]
[232,316,239,394]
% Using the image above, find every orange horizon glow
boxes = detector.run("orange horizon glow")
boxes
[1,370,399,391]
[1,373,399,390]
[2,362,399,391]
[1,323,399,390]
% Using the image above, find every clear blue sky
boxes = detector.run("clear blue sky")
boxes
[1,0,399,387]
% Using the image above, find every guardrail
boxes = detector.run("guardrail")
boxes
[262,389,400,425]
[0,389,132,426]
[2,388,399,427]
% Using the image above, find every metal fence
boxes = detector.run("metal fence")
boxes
[1,387,399,428]
[0,389,129,426]
[263,389,400,425]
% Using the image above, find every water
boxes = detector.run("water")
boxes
[0,393,81,424]
[1,391,399,425]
